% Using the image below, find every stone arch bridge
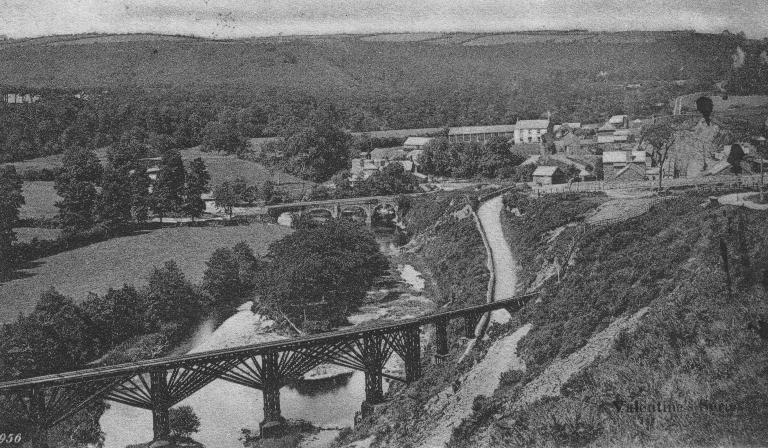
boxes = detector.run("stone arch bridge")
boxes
[265,195,400,226]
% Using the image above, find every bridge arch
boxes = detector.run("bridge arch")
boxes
[371,203,398,226]
[340,205,371,224]
[303,207,336,223]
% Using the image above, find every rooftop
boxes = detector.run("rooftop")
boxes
[532,165,561,176]
[403,136,434,146]
[448,124,516,135]
[516,119,550,130]
[370,146,407,160]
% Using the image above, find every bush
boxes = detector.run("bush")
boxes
[169,406,201,438]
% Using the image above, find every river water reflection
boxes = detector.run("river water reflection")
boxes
[100,227,412,448]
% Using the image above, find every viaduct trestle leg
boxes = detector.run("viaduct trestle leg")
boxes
[259,352,284,437]
[434,318,449,362]
[212,350,324,438]
[384,327,422,383]
[149,370,170,441]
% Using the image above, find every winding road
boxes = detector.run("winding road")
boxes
[477,196,519,324]
[415,195,524,448]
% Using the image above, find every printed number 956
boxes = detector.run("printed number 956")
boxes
[0,434,22,444]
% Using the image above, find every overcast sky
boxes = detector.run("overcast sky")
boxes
[1,0,766,39]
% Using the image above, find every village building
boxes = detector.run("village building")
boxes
[532,165,565,185]
[403,136,434,150]
[602,150,647,182]
[555,133,582,155]
[3,93,41,104]
[513,119,549,144]
[368,146,408,161]
[447,125,516,144]
[350,146,417,182]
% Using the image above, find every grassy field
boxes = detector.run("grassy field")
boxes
[4,149,109,175]
[0,223,292,323]
[180,148,312,189]
[14,227,62,243]
[20,181,60,219]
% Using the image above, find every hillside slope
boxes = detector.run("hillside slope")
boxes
[447,192,768,447]
[0,32,736,101]
[337,190,768,447]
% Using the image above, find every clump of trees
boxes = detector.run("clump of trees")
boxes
[52,146,210,235]
[419,137,526,179]
[326,162,421,200]
[212,177,260,218]
[256,219,388,326]
[257,113,351,182]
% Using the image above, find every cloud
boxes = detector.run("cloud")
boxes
[0,0,766,38]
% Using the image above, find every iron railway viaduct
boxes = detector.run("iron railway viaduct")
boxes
[0,295,535,445]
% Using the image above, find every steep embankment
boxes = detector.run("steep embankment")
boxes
[448,192,768,447]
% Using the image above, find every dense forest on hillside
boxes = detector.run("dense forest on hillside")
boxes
[1,31,766,164]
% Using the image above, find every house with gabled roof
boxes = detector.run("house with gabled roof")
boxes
[513,119,550,145]
[603,150,647,182]
[532,165,565,185]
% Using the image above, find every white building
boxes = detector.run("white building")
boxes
[513,120,550,144]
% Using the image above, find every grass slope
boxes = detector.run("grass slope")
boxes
[0,223,292,323]
[180,148,314,192]
[20,181,59,219]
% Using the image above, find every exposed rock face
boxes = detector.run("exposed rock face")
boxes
[663,120,734,178]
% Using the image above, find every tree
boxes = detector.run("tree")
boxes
[200,120,246,155]
[262,180,277,204]
[514,164,537,182]
[81,285,145,347]
[232,241,261,290]
[479,137,525,178]
[231,177,258,205]
[271,115,352,182]
[129,167,151,223]
[169,406,201,438]
[202,248,243,309]
[640,122,677,191]
[213,181,238,218]
[96,167,133,232]
[55,146,102,234]
[152,149,186,220]
[183,158,210,219]
[1,289,97,377]
[145,261,203,333]
[0,166,24,272]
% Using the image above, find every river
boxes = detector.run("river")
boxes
[99,227,427,448]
